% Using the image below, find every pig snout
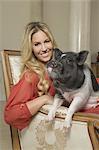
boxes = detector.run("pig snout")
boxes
[47,60,58,69]
[50,60,57,68]
[47,60,57,73]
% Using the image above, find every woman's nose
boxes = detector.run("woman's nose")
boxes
[41,43,47,51]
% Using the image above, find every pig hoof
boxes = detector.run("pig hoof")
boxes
[48,111,55,121]
[64,119,72,129]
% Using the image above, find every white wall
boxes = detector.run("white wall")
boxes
[0,0,42,50]
[42,0,70,51]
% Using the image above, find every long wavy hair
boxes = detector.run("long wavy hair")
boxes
[20,22,57,96]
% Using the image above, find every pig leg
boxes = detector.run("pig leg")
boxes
[48,94,63,121]
[64,96,86,128]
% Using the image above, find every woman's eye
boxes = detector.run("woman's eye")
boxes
[45,40,50,43]
[34,43,40,46]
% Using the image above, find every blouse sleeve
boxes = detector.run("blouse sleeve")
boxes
[4,71,39,130]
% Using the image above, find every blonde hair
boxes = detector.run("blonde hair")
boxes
[20,22,57,96]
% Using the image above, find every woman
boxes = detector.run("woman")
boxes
[4,22,56,130]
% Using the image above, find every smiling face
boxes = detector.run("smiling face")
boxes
[32,30,53,63]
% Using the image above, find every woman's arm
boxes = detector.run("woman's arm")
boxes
[26,94,53,115]
[4,71,54,130]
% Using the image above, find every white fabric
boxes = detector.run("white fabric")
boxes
[19,112,92,150]
[9,56,21,84]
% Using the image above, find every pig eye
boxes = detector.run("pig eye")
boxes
[67,58,72,64]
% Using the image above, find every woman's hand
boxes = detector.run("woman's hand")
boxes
[44,94,54,105]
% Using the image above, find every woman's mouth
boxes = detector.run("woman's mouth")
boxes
[40,49,51,57]
[41,53,49,57]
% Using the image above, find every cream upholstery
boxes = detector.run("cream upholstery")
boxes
[1,49,99,150]
[19,111,92,150]
[9,56,21,84]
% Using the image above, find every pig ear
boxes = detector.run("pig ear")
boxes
[53,48,63,60]
[77,51,89,65]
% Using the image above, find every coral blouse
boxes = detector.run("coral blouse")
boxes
[4,71,55,130]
